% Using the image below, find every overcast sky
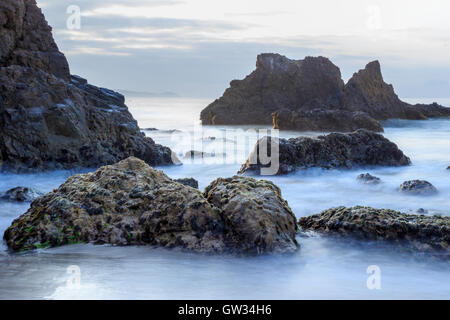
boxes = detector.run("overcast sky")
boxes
[37,0,450,98]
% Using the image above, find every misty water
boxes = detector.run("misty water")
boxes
[0,97,449,299]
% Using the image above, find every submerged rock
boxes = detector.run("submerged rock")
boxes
[399,180,438,195]
[200,54,450,131]
[0,0,176,172]
[1,187,44,202]
[298,206,449,258]
[357,173,381,185]
[239,129,411,175]
[204,176,298,254]
[4,157,298,255]
[174,178,199,189]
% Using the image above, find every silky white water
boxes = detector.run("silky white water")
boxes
[0,97,449,299]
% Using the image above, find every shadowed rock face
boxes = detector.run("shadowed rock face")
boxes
[0,0,176,172]
[239,129,411,175]
[201,53,450,131]
[298,206,449,259]
[4,157,299,255]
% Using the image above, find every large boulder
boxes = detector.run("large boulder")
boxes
[204,176,298,254]
[357,173,381,185]
[399,180,438,195]
[0,0,176,172]
[200,54,450,131]
[4,157,298,255]
[298,206,449,258]
[239,129,411,175]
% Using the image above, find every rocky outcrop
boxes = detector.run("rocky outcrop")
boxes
[357,173,381,185]
[0,0,176,172]
[298,206,449,258]
[174,178,199,189]
[1,186,43,202]
[204,176,298,254]
[272,109,383,132]
[4,157,298,255]
[201,54,450,132]
[399,180,438,195]
[0,0,69,80]
[239,129,411,175]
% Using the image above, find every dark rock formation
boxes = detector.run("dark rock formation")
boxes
[273,109,383,132]
[357,173,381,185]
[4,157,298,255]
[239,129,411,175]
[0,0,176,172]
[1,186,43,202]
[298,206,449,258]
[201,54,450,132]
[399,180,438,195]
[204,176,298,254]
[174,178,199,189]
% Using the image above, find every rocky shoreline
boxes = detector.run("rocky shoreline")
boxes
[0,0,177,172]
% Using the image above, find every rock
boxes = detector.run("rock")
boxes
[4,157,298,255]
[204,176,298,254]
[447,166,450,170]
[357,173,381,185]
[399,180,438,195]
[0,0,70,80]
[298,206,449,258]
[1,187,44,202]
[200,54,450,131]
[239,129,411,175]
[184,150,226,159]
[0,1,177,172]
[272,109,384,133]
[174,178,199,189]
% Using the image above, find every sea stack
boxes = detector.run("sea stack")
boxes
[0,0,177,172]
[200,53,450,132]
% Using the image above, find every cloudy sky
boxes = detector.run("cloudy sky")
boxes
[37,0,450,98]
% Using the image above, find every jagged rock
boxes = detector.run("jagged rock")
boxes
[204,176,298,254]
[1,187,43,202]
[0,0,69,80]
[0,0,176,172]
[239,129,411,175]
[201,54,344,126]
[272,109,383,132]
[357,173,381,185]
[201,54,450,131]
[399,180,438,195]
[298,206,449,258]
[174,178,199,189]
[4,157,298,255]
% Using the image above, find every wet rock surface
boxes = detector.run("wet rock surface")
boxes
[201,54,450,131]
[204,176,299,254]
[174,178,199,189]
[357,173,381,185]
[1,187,43,202]
[400,180,438,195]
[0,0,176,172]
[239,129,411,175]
[298,206,449,258]
[4,157,298,255]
